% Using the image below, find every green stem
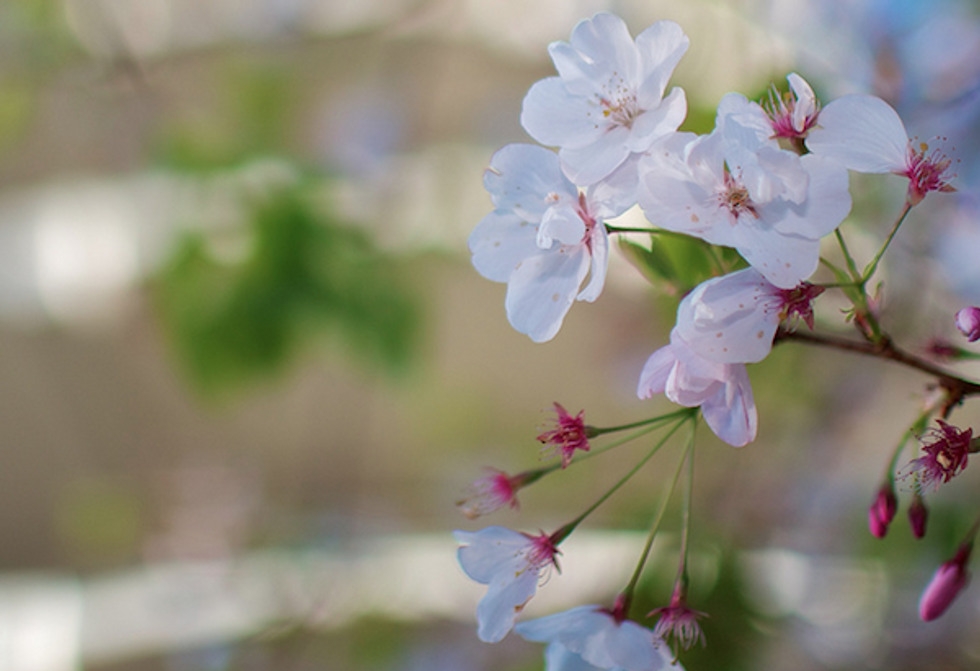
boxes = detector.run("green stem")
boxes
[621,439,693,608]
[862,203,913,282]
[553,414,692,544]
[675,422,696,585]
[590,408,698,436]
[834,229,863,282]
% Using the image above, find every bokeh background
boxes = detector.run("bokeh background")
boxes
[2,0,980,669]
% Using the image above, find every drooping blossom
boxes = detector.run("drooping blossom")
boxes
[868,482,898,539]
[515,604,677,671]
[637,333,757,447]
[521,13,689,185]
[637,94,851,289]
[649,582,707,657]
[919,542,972,621]
[454,526,561,642]
[805,94,956,205]
[763,73,820,143]
[902,420,973,491]
[955,306,980,342]
[470,143,635,342]
[538,403,593,467]
[908,492,929,539]
[457,469,526,519]
[671,267,824,365]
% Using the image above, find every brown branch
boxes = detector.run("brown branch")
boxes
[774,327,980,416]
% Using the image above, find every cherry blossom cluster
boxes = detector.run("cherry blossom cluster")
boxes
[458,11,974,669]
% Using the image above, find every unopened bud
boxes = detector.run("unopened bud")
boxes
[919,543,972,621]
[955,307,980,342]
[908,493,928,539]
[868,483,898,539]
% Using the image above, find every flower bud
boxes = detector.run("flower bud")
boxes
[955,307,980,342]
[919,543,972,621]
[908,493,928,539]
[868,483,897,538]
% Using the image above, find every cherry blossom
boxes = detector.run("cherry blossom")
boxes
[637,95,851,289]
[637,333,757,447]
[868,483,898,539]
[521,13,689,185]
[455,526,561,642]
[649,583,707,657]
[805,94,956,205]
[902,420,973,492]
[470,143,634,342]
[515,605,678,671]
[919,542,972,621]
[538,402,593,467]
[671,267,824,365]
[763,73,820,142]
[456,469,523,519]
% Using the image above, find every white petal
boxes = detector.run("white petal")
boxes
[732,223,821,289]
[627,87,687,152]
[637,344,678,399]
[568,13,640,85]
[786,73,816,132]
[674,269,781,364]
[559,127,632,185]
[635,20,689,106]
[469,211,539,283]
[539,202,587,248]
[588,155,640,218]
[805,94,909,173]
[716,93,771,149]
[605,619,673,671]
[455,526,530,583]
[522,78,607,150]
[484,143,576,219]
[768,154,851,239]
[476,567,540,642]
[505,246,591,342]
[544,642,605,671]
[701,364,757,446]
[577,223,608,302]
[549,41,606,97]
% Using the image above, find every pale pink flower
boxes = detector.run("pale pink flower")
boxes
[919,542,972,621]
[456,469,523,519]
[538,403,592,468]
[868,482,897,539]
[521,13,689,185]
[516,604,677,671]
[637,334,757,447]
[455,526,561,642]
[955,306,980,342]
[470,143,634,342]
[763,73,820,141]
[805,94,956,205]
[649,583,707,657]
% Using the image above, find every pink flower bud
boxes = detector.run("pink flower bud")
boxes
[956,307,980,342]
[919,543,972,622]
[868,484,897,539]
[908,494,929,539]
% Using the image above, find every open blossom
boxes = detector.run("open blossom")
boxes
[805,94,956,205]
[455,526,560,642]
[516,605,678,671]
[469,143,634,342]
[521,13,689,185]
[671,267,824,365]
[637,333,756,447]
[902,420,973,491]
[649,583,707,657]
[919,542,972,621]
[955,306,980,342]
[763,73,820,142]
[538,403,592,467]
[637,94,851,289]
[456,469,523,519]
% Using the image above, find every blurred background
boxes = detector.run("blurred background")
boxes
[2,0,980,669]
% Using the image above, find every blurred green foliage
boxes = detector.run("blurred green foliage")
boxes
[153,181,419,397]
[619,233,746,298]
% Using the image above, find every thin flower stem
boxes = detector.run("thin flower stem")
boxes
[862,203,913,282]
[834,229,863,283]
[553,414,693,543]
[621,438,693,610]
[675,423,696,586]
[591,408,698,436]
[605,225,659,234]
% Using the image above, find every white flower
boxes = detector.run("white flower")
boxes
[637,333,757,447]
[521,13,689,185]
[805,94,955,205]
[763,73,820,140]
[515,605,679,671]
[637,94,850,289]
[469,143,634,342]
[673,267,824,364]
[454,526,560,643]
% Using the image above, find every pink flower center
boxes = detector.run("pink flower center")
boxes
[718,171,759,222]
[902,139,956,205]
[777,283,825,330]
[763,85,819,140]
[595,72,640,129]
